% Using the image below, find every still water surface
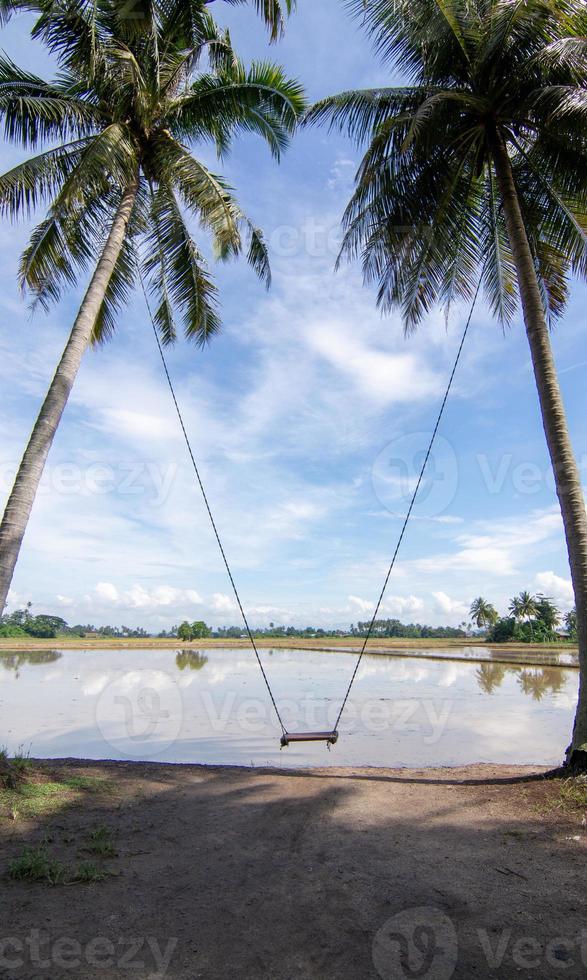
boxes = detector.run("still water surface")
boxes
[0,646,577,768]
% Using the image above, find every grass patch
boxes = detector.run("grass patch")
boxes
[0,761,114,821]
[60,775,113,793]
[7,845,112,886]
[539,777,587,816]
[70,860,109,883]
[2,781,77,819]
[7,845,66,885]
[84,824,117,857]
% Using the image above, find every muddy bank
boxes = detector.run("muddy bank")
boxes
[0,636,578,669]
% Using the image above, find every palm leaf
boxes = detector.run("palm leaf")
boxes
[144,183,221,345]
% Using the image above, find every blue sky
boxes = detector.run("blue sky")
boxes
[0,0,585,631]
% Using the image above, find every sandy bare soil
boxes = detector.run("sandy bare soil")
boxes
[1,760,586,979]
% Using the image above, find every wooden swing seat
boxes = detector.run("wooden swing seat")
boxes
[280,730,338,748]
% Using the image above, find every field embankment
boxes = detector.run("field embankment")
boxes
[0,634,578,669]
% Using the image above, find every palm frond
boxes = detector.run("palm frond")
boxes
[482,168,518,324]
[144,182,221,344]
[245,222,270,287]
[0,138,90,217]
[19,183,140,308]
[150,131,242,257]
[91,232,139,343]
[0,55,102,146]
[167,60,305,157]
[314,0,585,331]
[306,87,428,144]
[345,0,479,80]
[213,0,295,41]
[159,12,235,94]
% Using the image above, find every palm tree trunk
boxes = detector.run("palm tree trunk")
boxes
[491,134,587,769]
[0,180,138,615]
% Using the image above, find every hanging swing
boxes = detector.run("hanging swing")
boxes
[140,273,481,749]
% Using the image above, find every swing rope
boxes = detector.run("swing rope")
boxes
[138,273,287,736]
[333,280,482,732]
[140,269,481,742]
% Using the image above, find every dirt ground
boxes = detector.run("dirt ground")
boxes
[1,760,586,979]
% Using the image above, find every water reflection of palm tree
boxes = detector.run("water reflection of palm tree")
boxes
[0,649,62,679]
[175,651,209,672]
[518,668,566,702]
[476,662,567,701]
[476,663,507,694]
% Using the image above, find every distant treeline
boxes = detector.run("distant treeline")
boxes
[350,619,466,639]
[0,605,466,641]
[0,604,151,639]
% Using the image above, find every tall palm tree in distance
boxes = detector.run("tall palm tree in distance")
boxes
[0,0,305,614]
[509,591,538,624]
[510,589,538,639]
[469,597,499,631]
[309,0,587,766]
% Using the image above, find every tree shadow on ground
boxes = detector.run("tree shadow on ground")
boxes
[0,759,584,980]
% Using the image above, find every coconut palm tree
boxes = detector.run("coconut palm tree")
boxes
[509,590,538,623]
[535,593,561,630]
[308,0,587,767]
[469,597,499,631]
[0,0,305,613]
[509,589,538,639]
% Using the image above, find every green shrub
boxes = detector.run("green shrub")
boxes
[488,617,559,644]
[7,845,66,885]
[487,617,517,643]
[0,625,27,637]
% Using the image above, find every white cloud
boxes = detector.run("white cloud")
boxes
[382,594,425,617]
[346,593,425,619]
[415,507,562,578]
[95,582,119,603]
[306,322,440,407]
[327,155,356,192]
[534,571,574,610]
[432,591,469,618]
[89,582,203,612]
[211,592,237,613]
[347,595,375,614]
